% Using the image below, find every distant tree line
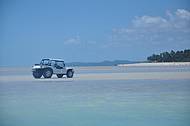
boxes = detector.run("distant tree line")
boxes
[147,49,190,62]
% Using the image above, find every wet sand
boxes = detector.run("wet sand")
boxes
[0,71,190,82]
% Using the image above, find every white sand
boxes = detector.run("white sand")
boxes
[0,72,190,82]
[118,62,190,67]
[0,65,190,82]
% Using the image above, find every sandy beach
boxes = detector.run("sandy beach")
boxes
[0,64,190,82]
[0,71,190,82]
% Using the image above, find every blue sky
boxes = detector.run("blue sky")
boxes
[1,0,190,66]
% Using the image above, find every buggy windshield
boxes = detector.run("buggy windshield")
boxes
[40,59,50,65]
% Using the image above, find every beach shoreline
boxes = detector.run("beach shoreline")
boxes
[117,62,190,67]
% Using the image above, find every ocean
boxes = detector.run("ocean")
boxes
[0,66,190,126]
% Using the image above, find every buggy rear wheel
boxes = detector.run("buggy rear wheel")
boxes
[43,68,53,78]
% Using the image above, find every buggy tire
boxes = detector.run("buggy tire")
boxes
[67,70,73,78]
[43,68,53,78]
[33,70,42,79]
[57,74,64,78]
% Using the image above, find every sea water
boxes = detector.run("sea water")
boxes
[0,66,190,126]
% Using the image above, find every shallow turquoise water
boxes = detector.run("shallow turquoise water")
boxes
[0,66,190,126]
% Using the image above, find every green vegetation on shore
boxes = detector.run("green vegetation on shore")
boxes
[65,49,190,67]
[147,49,190,62]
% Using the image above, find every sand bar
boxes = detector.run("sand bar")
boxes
[0,72,190,82]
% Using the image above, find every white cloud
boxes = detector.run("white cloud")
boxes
[109,9,190,50]
[64,36,80,45]
[132,9,190,30]
[173,9,190,29]
[175,9,190,20]
[133,16,169,29]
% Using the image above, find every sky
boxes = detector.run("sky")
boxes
[1,0,190,66]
